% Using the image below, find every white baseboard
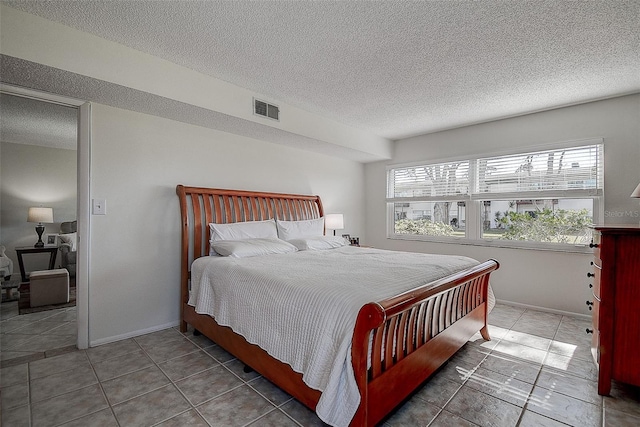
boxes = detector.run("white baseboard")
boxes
[89,320,181,347]
[495,299,591,321]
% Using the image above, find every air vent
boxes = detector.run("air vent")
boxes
[253,98,279,121]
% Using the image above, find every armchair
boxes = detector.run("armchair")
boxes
[59,221,77,277]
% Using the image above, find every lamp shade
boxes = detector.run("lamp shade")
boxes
[27,207,54,224]
[325,213,344,230]
[631,182,640,198]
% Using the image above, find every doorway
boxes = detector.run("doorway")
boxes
[0,85,90,364]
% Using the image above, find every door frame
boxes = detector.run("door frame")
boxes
[1,83,91,349]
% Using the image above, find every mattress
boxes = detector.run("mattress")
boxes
[189,246,493,426]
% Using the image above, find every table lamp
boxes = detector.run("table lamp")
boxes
[28,207,54,247]
[325,213,344,236]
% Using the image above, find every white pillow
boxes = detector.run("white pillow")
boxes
[289,236,348,251]
[210,219,277,242]
[276,217,324,240]
[212,238,298,258]
[58,232,77,251]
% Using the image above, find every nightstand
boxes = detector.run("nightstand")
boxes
[15,246,58,282]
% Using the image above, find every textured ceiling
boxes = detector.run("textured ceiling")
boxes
[0,93,77,150]
[3,1,640,140]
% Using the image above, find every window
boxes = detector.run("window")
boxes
[387,141,603,249]
[388,160,469,238]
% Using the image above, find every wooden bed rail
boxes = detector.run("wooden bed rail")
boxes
[351,259,499,426]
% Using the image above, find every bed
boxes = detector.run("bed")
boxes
[177,185,499,426]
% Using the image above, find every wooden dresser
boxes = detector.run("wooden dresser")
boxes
[589,225,640,395]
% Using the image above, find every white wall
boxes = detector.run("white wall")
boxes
[0,5,392,160]
[0,141,77,276]
[89,103,365,344]
[365,94,640,316]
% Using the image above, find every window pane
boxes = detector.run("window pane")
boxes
[394,202,465,237]
[477,144,603,196]
[389,161,469,198]
[482,199,593,244]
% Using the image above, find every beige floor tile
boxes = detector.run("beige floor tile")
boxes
[44,322,77,336]
[604,408,640,427]
[493,340,548,365]
[1,381,29,410]
[248,377,293,407]
[204,343,236,363]
[414,372,461,408]
[29,350,90,380]
[0,363,28,387]
[246,408,300,426]
[501,329,551,351]
[175,365,243,406]
[58,408,119,426]
[197,385,276,426]
[604,382,640,419]
[543,351,598,382]
[134,328,186,349]
[536,368,601,405]
[224,358,261,381]
[1,403,30,427]
[480,351,541,384]
[518,410,568,426]
[12,333,76,352]
[280,399,327,427]
[112,384,190,427]
[465,366,533,407]
[157,348,219,381]
[85,338,140,363]
[30,364,98,403]
[9,320,67,335]
[143,337,200,363]
[31,384,108,427]
[444,384,522,426]
[384,395,440,426]
[101,365,170,405]
[155,408,210,426]
[427,410,478,427]
[91,348,154,381]
[527,384,602,427]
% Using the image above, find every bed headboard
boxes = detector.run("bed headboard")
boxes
[176,185,324,301]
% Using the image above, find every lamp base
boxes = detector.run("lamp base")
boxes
[34,224,45,248]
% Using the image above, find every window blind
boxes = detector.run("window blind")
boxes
[388,161,470,200]
[474,144,603,199]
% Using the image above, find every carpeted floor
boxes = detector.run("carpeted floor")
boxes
[18,281,76,315]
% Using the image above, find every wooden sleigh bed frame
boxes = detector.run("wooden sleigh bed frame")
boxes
[177,185,499,426]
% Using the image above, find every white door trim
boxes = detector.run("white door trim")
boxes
[0,83,90,349]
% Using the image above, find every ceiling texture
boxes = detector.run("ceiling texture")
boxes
[2,0,639,143]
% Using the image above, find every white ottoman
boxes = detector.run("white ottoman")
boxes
[30,269,69,307]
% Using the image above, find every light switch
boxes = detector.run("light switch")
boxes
[92,198,106,215]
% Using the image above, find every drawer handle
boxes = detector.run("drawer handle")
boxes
[587,272,595,278]
[589,283,593,288]
[589,242,599,248]
[586,328,593,334]
[586,300,594,310]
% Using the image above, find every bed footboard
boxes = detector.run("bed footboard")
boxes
[350,259,499,426]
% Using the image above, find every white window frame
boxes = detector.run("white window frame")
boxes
[386,138,604,252]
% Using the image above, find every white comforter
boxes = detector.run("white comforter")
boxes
[189,246,492,426]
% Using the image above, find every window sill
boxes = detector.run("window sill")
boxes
[387,234,594,254]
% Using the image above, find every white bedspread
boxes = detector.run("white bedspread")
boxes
[189,246,492,426]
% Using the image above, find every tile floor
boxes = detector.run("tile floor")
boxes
[1,302,640,426]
